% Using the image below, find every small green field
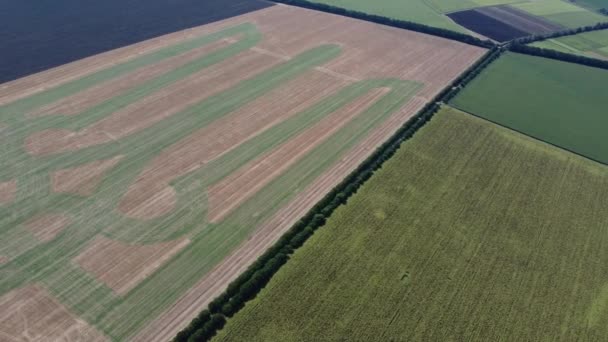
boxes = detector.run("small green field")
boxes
[513,0,606,28]
[531,29,608,58]
[451,52,608,164]
[306,0,467,32]
[215,106,608,341]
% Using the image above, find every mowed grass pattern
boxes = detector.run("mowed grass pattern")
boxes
[451,52,608,165]
[215,107,608,341]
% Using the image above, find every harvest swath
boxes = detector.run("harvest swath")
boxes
[0,5,484,341]
[216,107,608,341]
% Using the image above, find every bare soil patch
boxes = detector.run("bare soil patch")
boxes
[120,70,347,220]
[25,214,71,242]
[52,156,124,196]
[0,285,108,341]
[448,5,562,42]
[75,236,189,295]
[207,87,390,222]
[0,180,16,205]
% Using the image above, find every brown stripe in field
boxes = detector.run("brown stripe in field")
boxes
[75,237,190,295]
[132,5,484,341]
[28,39,232,118]
[51,155,124,196]
[24,214,71,242]
[0,180,17,205]
[24,50,280,156]
[0,285,108,341]
[207,87,390,223]
[119,70,348,220]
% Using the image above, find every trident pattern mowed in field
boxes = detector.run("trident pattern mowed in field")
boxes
[0,5,484,341]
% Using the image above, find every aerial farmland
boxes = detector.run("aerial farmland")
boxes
[215,106,608,341]
[3,0,608,341]
[0,3,484,341]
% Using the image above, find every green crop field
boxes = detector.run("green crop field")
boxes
[306,0,467,32]
[215,106,608,341]
[531,29,608,58]
[451,52,608,165]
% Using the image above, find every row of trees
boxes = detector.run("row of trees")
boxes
[173,47,502,342]
[509,43,608,70]
[514,22,608,44]
[270,0,495,48]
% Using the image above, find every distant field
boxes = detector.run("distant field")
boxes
[215,107,608,341]
[531,29,608,59]
[304,0,467,32]
[451,52,608,164]
[573,0,608,10]
[310,0,604,41]
[0,0,273,83]
[0,5,484,341]
[513,0,607,27]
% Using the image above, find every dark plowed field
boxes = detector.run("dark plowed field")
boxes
[448,5,563,42]
[0,0,272,83]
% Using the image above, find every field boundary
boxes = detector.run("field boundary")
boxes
[450,105,608,167]
[172,47,502,342]
[508,43,608,70]
[507,22,608,70]
[268,0,495,48]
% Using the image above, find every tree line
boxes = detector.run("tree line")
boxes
[513,22,608,45]
[173,47,502,342]
[269,0,495,48]
[509,44,608,70]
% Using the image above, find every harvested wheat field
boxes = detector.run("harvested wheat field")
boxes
[0,4,484,341]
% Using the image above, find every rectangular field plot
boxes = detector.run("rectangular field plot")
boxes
[215,106,608,341]
[447,5,562,41]
[451,52,608,164]
[531,29,608,59]
[0,5,484,341]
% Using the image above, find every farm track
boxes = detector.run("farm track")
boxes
[0,4,484,341]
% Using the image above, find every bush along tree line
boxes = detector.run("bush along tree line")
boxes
[514,22,608,45]
[269,0,495,48]
[173,47,502,342]
[509,43,608,70]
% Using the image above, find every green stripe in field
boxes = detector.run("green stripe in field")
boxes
[0,44,343,341]
[0,22,261,189]
[96,79,421,340]
[0,23,260,122]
